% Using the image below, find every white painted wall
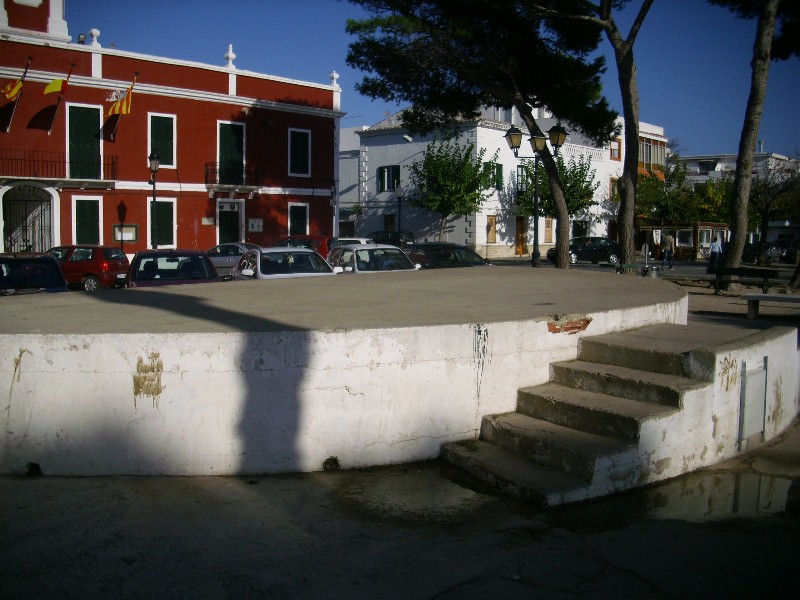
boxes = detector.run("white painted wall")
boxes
[1,298,689,476]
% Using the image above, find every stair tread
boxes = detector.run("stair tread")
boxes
[441,439,588,502]
[552,360,707,390]
[488,412,633,455]
[519,382,678,421]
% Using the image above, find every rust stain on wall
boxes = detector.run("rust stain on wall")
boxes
[719,356,739,392]
[133,352,164,410]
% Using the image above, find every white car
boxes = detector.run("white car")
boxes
[231,247,337,279]
[336,237,374,246]
[328,244,421,273]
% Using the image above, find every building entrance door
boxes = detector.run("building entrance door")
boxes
[514,216,528,255]
[2,185,52,252]
[218,201,241,243]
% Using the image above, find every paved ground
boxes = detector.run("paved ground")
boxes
[1,266,799,599]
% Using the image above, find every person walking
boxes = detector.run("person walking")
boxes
[662,233,675,270]
[709,236,723,267]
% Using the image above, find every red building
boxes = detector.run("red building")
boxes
[0,0,341,254]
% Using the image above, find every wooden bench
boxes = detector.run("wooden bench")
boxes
[706,266,780,294]
[742,293,800,319]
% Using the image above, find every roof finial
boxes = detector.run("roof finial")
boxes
[225,44,236,70]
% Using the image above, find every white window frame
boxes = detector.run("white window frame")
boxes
[148,112,177,169]
[147,196,177,249]
[287,201,310,235]
[71,195,103,245]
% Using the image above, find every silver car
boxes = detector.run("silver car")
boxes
[206,242,261,277]
[328,244,421,273]
[231,247,337,280]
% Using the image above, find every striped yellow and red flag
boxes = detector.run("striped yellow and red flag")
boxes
[106,76,136,117]
[3,78,23,101]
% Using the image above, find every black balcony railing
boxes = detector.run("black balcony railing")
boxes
[205,162,264,187]
[0,148,118,181]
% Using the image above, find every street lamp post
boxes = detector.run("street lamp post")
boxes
[395,183,405,232]
[148,153,160,249]
[504,124,566,267]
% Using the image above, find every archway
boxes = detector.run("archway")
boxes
[1,184,55,252]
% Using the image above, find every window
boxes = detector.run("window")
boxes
[544,218,553,244]
[67,104,101,179]
[516,165,529,194]
[609,178,620,202]
[150,198,176,248]
[73,197,101,244]
[484,162,503,189]
[288,203,309,236]
[149,113,176,168]
[377,165,401,192]
[486,215,497,244]
[219,121,245,185]
[610,138,621,161]
[289,129,311,176]
[639,137,666,171]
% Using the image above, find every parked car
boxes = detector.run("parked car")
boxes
[403,242,491,269]
[48,245,129,291]
[231,247,337,279]
[0,253,68,295]
[741,242,780,265]
[206,242,261,277]
[366,230,415,247]
[336,237,374,246]
[328,244,421,273]
[274,235,339,259]
[546,237,621,265]
[126,249,221,288]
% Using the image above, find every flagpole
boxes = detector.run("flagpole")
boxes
[47,62,74,136]
[5,56,31,133]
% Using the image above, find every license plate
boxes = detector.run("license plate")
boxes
[116,273,126,279]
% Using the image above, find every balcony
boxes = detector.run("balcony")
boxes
[0,148,118,189]
[204,162,264,195]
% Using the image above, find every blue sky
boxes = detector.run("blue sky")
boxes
[65,0,799,157]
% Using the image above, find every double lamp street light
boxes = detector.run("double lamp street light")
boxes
[504,122,567,267]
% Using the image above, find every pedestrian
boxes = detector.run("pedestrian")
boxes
[709,236,722,267]
[662,232,675,270]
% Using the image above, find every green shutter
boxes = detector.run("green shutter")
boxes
[219,123,244,184]
[155,201,173,246]
[69,106,101,179]
[75,200,100,244]
[377,167,386,192]
[151,116,174,167]
[289,130,310,175]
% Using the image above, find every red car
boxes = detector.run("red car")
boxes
[49,245,130,291]
[274,235,339,259]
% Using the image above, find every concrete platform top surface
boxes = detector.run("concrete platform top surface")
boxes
[0,267,686,335]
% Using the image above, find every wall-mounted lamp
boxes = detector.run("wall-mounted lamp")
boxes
[77,33,86,44]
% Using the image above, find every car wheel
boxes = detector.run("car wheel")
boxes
[82,275,100,292]
[569,252,578,264]
[607,253,620,265]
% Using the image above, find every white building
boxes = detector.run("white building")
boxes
[338,107,666,259]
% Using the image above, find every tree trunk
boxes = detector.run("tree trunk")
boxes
[612,40,640,267]
[723,0,779,268]
[790,261,800,289]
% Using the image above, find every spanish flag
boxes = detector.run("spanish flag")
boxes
[3,78,23,101]
[107,78,135,117]
[43,78,66,95]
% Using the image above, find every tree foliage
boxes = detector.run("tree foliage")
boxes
[407,138,497,240]
[515,154,600,220]
[345,0,619,267]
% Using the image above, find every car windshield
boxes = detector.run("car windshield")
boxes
[0,257,65,293]
[134,255,216,280]
[428,246,485,265]
[354,248,415,271]
[260,251,332,274]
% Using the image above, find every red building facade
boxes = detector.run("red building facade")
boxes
[0,0,341,254]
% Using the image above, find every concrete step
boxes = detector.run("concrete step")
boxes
[440,439,590,507]
[579,331,690,376]
[517,382,678,441]
[550,360,708,407]
[480,412,634,481]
